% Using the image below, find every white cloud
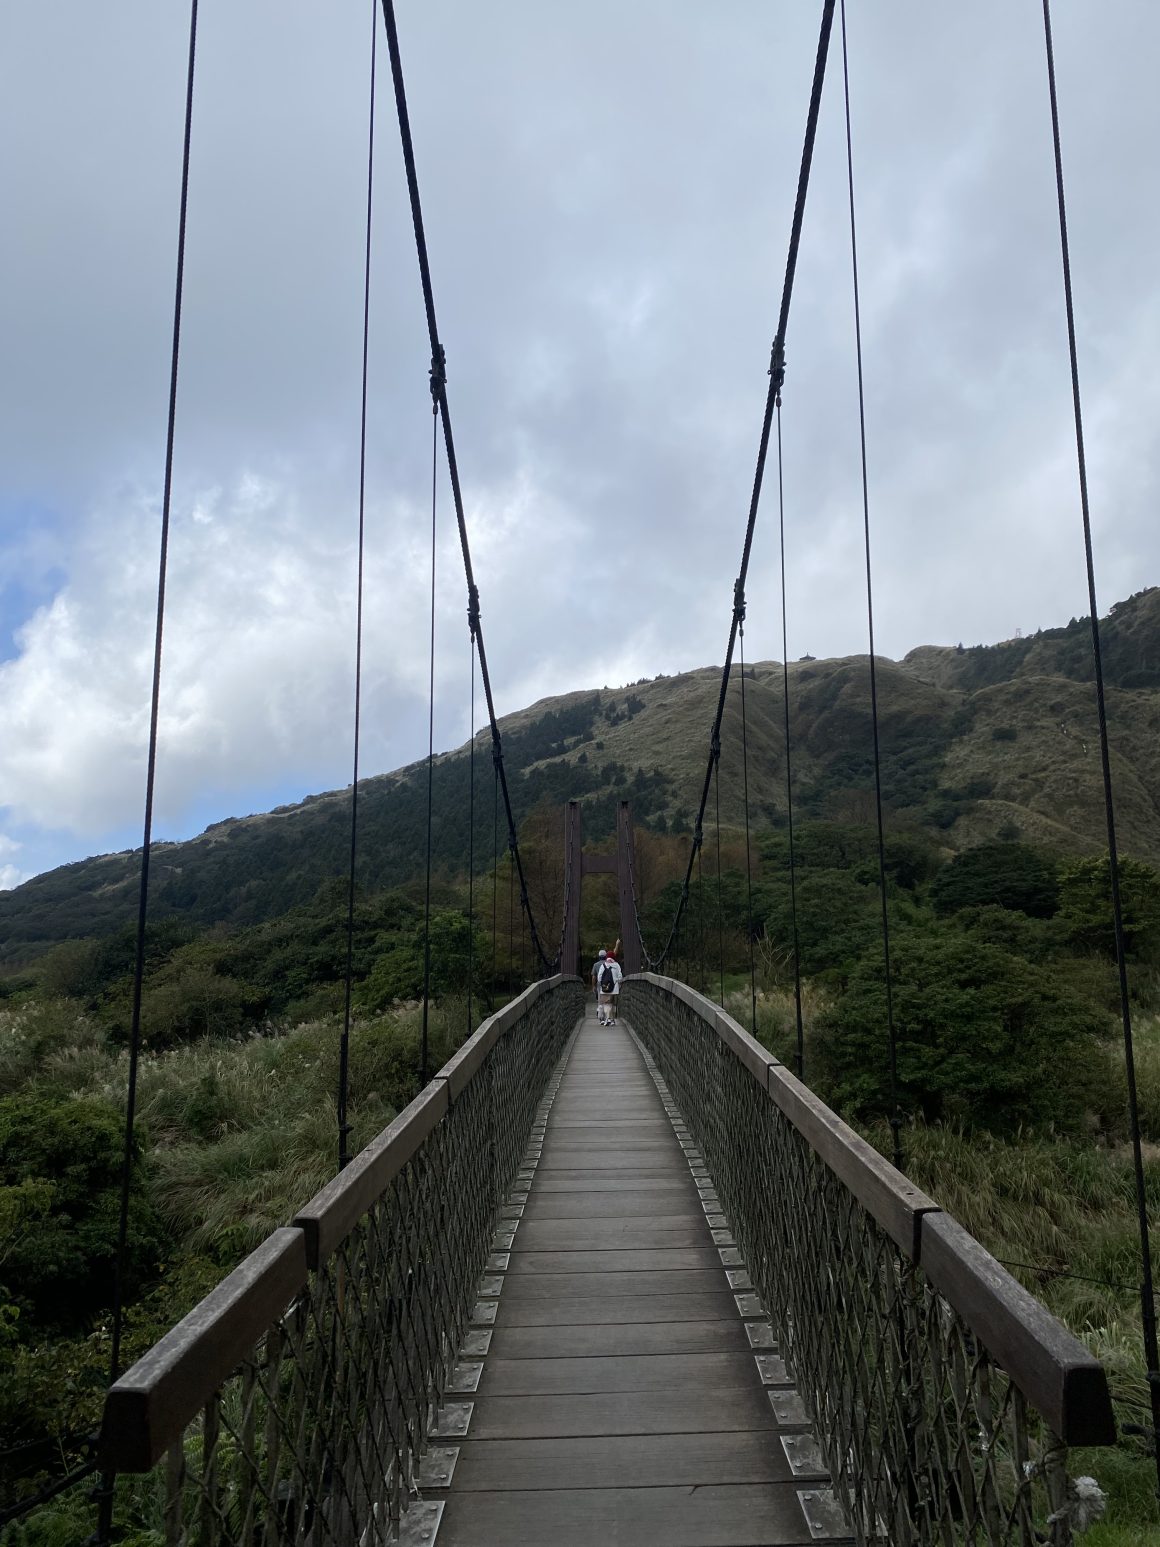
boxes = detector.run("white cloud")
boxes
[2,1,1159,881]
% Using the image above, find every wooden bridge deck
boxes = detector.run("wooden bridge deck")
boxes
[427,1002,852,1546]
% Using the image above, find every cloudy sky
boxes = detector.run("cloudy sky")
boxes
[1,2,1157,889]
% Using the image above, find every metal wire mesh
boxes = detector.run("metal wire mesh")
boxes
[100,977,583,1546]
[623,977,1082,1547]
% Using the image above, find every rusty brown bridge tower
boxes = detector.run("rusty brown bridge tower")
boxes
[560,797,643,977]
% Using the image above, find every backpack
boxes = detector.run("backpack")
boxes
[599,963,615,993]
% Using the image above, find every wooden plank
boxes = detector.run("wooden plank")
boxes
[531,1175,695,1193]
[487,1319,752,1360]
[920,1213,1116,1445]
[521,1190,702,1221]
[514,1218,709,1250]
[451,1430,804,1490]
[100,1228,307,1472]
[436,1485,828,1547]
[537,1150,688,1170]
[499,1269,735,1300]
[477,1350,766,1396]
[292,1077,449,1265]
[493,1291,746,1327]
[532,1132,680,1149]
[463,1386,777,1439]
[532,1168,688,1184]
[766,1063,938,1260]
[506,1247,722,1275]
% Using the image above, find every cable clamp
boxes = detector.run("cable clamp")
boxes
[467,582,481,639]
[768,337,786,395]
[709,728,721,763]
[429,344,446,406]
[733,578,746,626]
[693,821,703,849]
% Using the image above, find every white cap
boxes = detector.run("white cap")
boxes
[598,949,606,958]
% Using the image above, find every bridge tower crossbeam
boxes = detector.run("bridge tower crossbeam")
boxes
[561,798,642,977]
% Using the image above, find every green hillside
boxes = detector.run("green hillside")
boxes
[2,586,1158,964]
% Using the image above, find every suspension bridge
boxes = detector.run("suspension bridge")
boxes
[4,1,1157,1543]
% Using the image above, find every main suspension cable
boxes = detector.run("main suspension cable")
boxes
[631,0,836,971]
[736,596,758,1034]
[840,0,903,1171]
[420,403,438,1087]
[777,397,806,1080]
[339,0,379,1173]
[98,3,199,1539]
[466,628,477,1032]
[491,765,499,1000]
[1040,0,1160,1481]
[715,753,725,1005]
[380,0,556,972]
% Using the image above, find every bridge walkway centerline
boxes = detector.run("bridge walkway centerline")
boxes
[427,1000,852,1546]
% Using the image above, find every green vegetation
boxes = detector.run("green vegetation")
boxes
[4,588,1160,1538]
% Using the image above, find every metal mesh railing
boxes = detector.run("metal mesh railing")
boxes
[97,975,584,1545]
[622,974,1114,1547]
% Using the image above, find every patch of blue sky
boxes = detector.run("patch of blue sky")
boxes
[0,496,67,662]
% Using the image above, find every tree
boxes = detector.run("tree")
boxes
[0,1095,167,1332]
[814,930,1104,1133]
[930,843,1059,920]
[359,909,485,1010]
[1056,854,1160,962]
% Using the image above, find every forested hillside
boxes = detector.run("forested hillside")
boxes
[3,587,1159,965]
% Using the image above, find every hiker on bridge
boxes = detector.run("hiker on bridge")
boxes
[592,945,623,1025]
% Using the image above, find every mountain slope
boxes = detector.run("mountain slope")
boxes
[2,588,1158,964]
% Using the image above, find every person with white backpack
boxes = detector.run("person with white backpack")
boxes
[595,947,623,1025]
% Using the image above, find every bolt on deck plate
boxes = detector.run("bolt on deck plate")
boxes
[782,1434,826,1477]
[770,1389,811,1426]
[460,1329,492,1358]
[417,1447,459,1489]
[745,1321,776,1349]
[477,1275,504,1298]
[735,1292,765,1318]
[726,1267,752,1291]
[430,1402,473,1438]
[798,1489,850,1540]
[487,1251,511,1273]
[470,1300,497,1325]
[711,1227,735,1247]
[447,1362,483,1393]
[398,1499,444,1546]
[719,1246,744,1266]
[756,1352,790,1385]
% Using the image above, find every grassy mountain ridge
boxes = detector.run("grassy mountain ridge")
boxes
[2,587,1158,964]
